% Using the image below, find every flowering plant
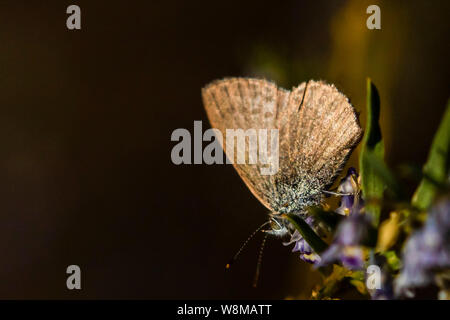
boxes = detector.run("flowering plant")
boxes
[286,79,450,300]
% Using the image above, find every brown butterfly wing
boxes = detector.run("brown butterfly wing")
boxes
[202,78,283,210]
[201,78,362,212]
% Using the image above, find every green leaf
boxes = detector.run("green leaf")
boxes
[382,250,401,271]
[313,265,369,299]
[362,151,404,199]
[412,100,450,210]
[359,78,385,225]
[349,279,368,296]
[283,213,328,254]
[313,265,352,299]
[350,270,366,282]
[307,206,343,230]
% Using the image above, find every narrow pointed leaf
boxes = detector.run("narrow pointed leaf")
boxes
[362,151,404,199]
[359,79,385,225]
[307,206,343,230]
[412,100,450,210]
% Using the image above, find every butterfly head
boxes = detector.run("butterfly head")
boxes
[264,214,291,238]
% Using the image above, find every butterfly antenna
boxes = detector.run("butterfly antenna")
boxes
[226,221,270,270]
[322,190,353,196]
[253,232,268,288]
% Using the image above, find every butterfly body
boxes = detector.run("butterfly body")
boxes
[269,173,323,214]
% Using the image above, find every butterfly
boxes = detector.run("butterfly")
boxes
[201,78,362,280]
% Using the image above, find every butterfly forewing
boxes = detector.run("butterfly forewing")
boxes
[202,78,280,210]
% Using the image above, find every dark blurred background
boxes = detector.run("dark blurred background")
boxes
[0,0,448,299]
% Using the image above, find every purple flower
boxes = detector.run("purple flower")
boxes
[336,168,362,216]
[283,216,322,263]
[394,198,450,298]
[285,168,371,268]
[315,168,371,270]
[316,213,371,270]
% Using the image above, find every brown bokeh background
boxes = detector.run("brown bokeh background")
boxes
[0,0,448,299]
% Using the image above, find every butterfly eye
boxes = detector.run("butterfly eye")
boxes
[271,220,281,231]
[270,218,283,231]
